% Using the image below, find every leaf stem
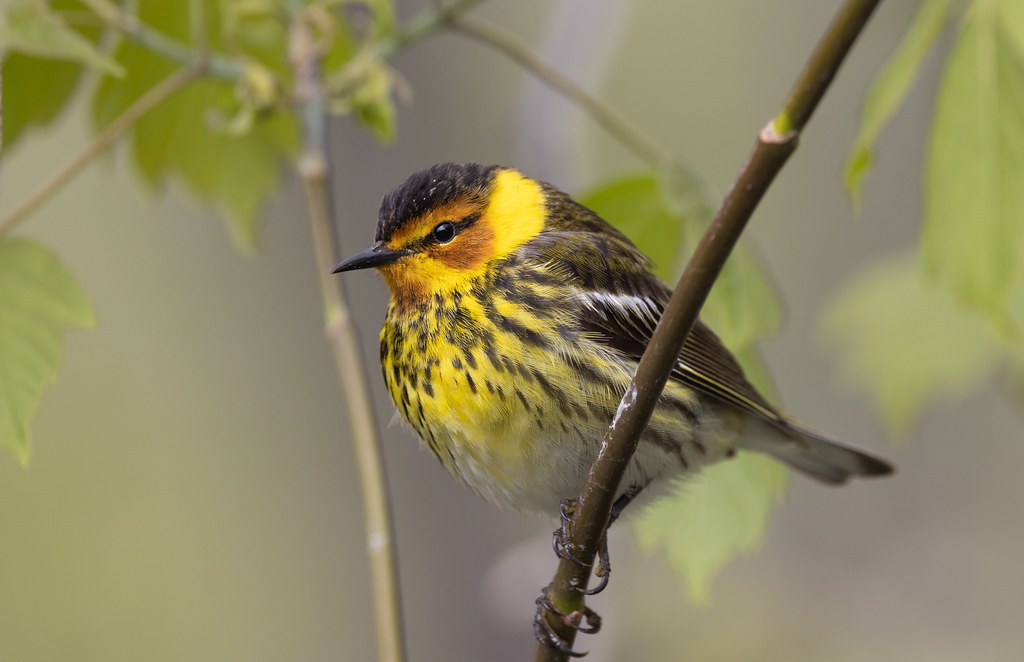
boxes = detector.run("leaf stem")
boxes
[0,61,206,237]
[534,0,885,659]
[289,10,406,662]
[447,13,671,171]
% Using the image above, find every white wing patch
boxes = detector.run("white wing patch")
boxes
[576,289,692,374]
[582,290,660,323]
[576,288,783,425]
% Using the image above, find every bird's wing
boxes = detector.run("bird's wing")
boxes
[577,288,786,425]
[528,229,786,427]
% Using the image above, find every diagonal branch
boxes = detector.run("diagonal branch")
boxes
[534,0,885,659]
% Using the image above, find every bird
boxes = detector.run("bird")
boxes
[334,161,891,514]
[333,162,893,653]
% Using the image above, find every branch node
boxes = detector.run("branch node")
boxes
[761,120,798,145]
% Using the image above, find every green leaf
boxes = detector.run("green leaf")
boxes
[221,0,288,66]
[844,0,952,211]
[1,52,83,146]
[322,8,397,141]
[578,174,683,280]
[90,0,299,252]
[363,0,397,39]
[659,159,716,228]
[0,238,95,466]
[999,0,1024,55]
[923,3,1024,323]
[0,1,122,75]
[0,0,106,145]
[349,59,398,143]
[700,241,782,351]
[634,453,788,603]
[821,253,1006,435]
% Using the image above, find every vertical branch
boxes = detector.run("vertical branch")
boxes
[534,0,885,659]
[289,10,406,662]
[1,58,4,185]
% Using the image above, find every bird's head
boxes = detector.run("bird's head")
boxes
[333,163,547,308]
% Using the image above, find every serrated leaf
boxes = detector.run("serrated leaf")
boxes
[91,0,299,252]
[844,0,952,211]
[0,237,95,466]
[0,1,122,75]
[821,253,1005,435]
[634,453,788,603]
[923,4,1024,322]
[2,51,83,145]
[578,174,683,280]
[0,0,106,145]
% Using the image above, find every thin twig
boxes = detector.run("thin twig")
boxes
[448,13,671,171]
[79,0,244,80]
[534,0,885,659]
[289,9,406,662]
[375,0,487,59]
[0,62,206,237]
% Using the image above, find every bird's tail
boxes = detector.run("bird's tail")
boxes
[741,419,894,485]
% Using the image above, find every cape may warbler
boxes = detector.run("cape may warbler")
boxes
[333,163,892,519]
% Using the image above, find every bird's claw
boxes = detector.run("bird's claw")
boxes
[552,498,613,595]
[552,499,586,567]
[534,585,602,657]
[578,530,612,595]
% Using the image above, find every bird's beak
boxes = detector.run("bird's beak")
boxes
[332,241,411,273]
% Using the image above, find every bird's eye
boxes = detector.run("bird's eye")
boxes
[431,221,457,244]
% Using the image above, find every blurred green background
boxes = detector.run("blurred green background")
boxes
[2,1,1022,661]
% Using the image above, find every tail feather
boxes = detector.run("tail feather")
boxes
[741,419,894,485]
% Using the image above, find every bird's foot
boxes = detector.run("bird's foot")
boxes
[534,584,601,657]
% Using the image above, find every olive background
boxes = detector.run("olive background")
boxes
[2,1,1021,661]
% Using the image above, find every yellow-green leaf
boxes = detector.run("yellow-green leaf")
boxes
[578,173,683,280]
[844,0,952,211]
[0,238,95,466]
[0,0,104,145]
[634,454,788,603]
[999,0,1024,56]
[923,3,1024,322]
[0,0,122,75]
[821,253,1005,436]
[90,0,299,253]
[363,0,397,38]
